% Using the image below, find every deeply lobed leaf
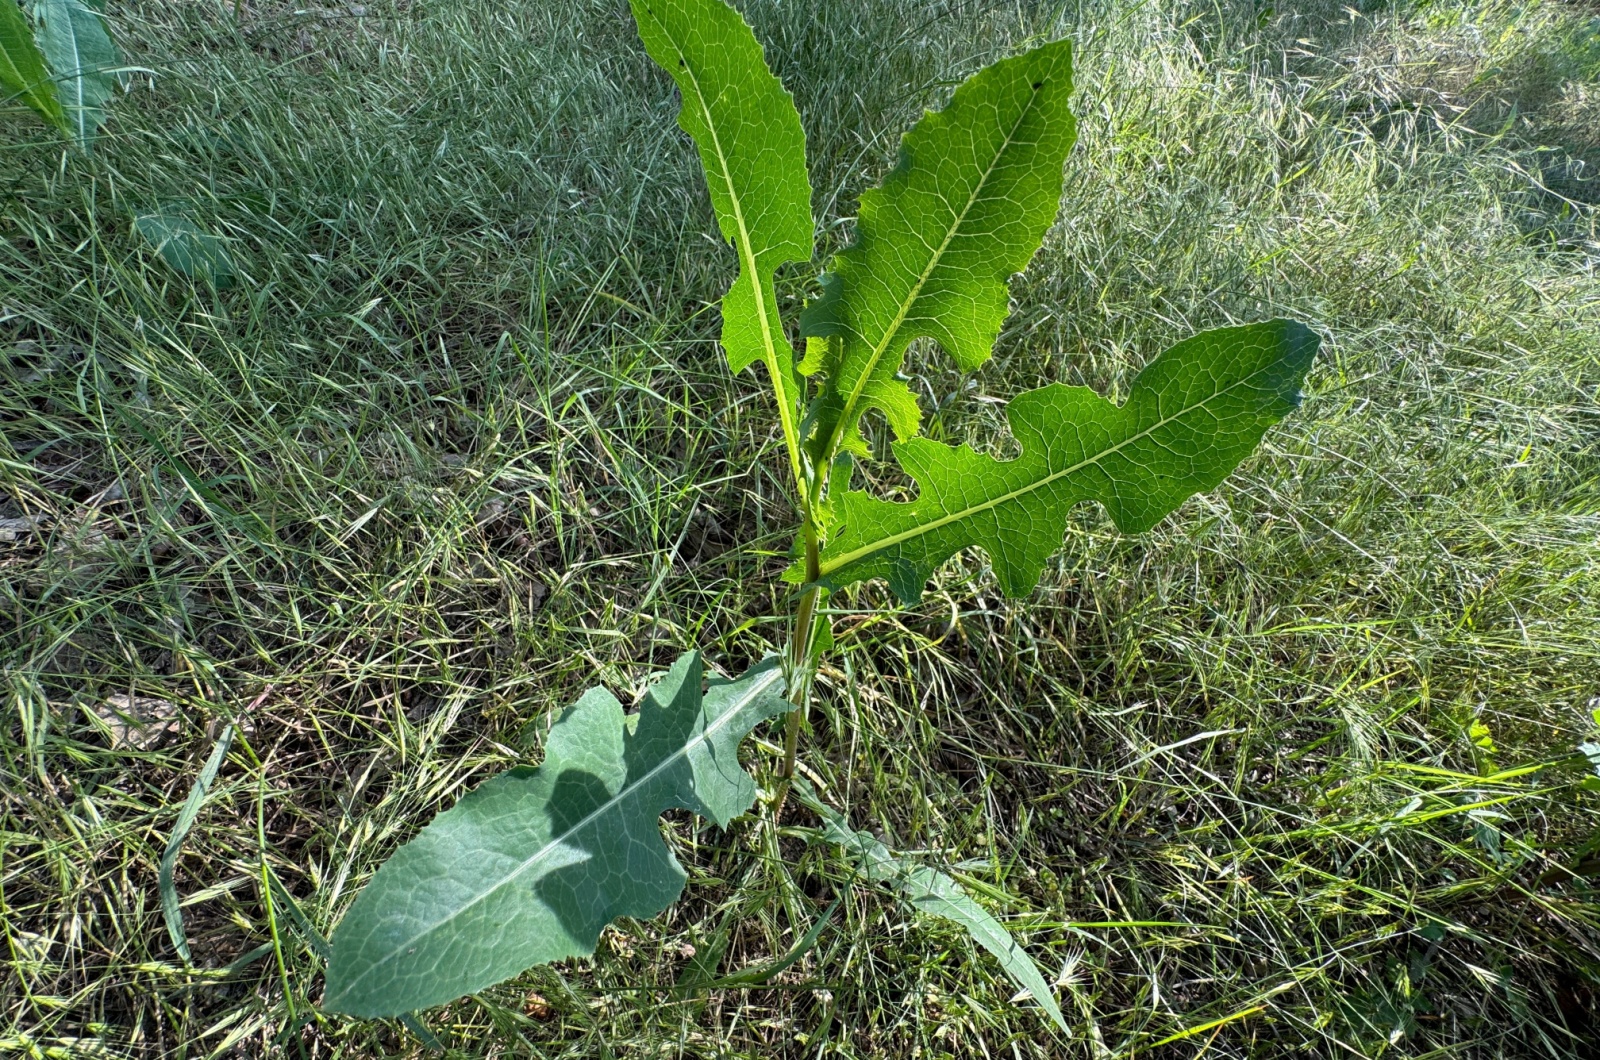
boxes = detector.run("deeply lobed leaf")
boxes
[325,653,790,1017]
[805,321,1319,602]
[802,39,1076,458]
[630,0,812,488]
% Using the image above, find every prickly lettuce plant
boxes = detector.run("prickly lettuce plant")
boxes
[325,0,1318,1023]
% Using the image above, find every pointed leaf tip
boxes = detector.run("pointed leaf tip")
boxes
[800,787,1070,1035]
[806,38,1076,455]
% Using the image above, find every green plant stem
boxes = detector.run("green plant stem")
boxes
[778,527,823,801]
[763,352,810,505]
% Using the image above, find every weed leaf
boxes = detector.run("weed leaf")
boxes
[29,0,118,149]
[802,40,1076,457]
[134,209,237,287]
[629,0,811,473]
[0,0,65,132]
[325,652,790,1016]
[802,787,1068,1034]
[808,321,1318,602]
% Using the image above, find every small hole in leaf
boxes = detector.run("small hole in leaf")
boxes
[1032,81,1043,89]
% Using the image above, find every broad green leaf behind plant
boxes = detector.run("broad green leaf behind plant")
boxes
[325,652,790,1017]
[805,321,1319,602]
[801,39,1076,460]
[29,0,118,149]
[0,0,64,131]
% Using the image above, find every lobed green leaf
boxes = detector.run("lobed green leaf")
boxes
[802,39,1076,459]
[325,653,790,1017]
[629,0,812,487]
[805,321,1319,602]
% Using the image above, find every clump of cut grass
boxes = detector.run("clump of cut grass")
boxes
[2,0,1597,1056]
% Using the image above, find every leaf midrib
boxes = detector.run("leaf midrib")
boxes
[326,664,785,1004]
[40,0,88,137]
[670,31,806,497]
[818,366,1272,576]
[825,83,1045,457]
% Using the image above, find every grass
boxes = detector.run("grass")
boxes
[2,0,1598,1055]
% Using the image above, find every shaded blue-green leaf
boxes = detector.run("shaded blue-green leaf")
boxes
[134,210,237,287]
[30,0,119,149]
[800,784,1068,1035]
[325,652,790,1017]
[802,39,1076,459]
[629,0,812,491]
[804,321,1318,602]
[0,0,65,131]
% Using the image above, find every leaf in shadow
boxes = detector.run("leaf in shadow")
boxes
[325,652,790,1017]
[134,210,238,288]
[796,780,1070,1035]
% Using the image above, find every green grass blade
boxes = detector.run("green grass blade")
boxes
[708,897,841,988]
[809,320,1319,602]
[263,865,330,961]
[802,39,1075,458]
[0,0,64,130]
[803,788,1068,1035]
[29,0,118,150]
[629,0,812,495]
[325,653,790,1017]
[160,725,236,965]
[398,1013,445,1053]
[219,942,276,978]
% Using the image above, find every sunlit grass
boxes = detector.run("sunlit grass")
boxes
[2,0,1597,1055]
